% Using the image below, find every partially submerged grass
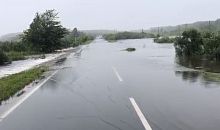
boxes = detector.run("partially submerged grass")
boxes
[0,67,47,104]
[106,40,117,43]
[202,72,220,82]
[176,69,220,83]
[125,48,136,52]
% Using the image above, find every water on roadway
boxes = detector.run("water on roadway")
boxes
[1,38,220,130]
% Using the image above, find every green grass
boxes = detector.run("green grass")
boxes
[0,67,47,103]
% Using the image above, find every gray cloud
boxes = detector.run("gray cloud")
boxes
[0,0,219,35]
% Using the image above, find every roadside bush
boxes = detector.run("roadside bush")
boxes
[174,29,203,56]
[174,29,220,60]
[0,50,9,65]
[6,51,26,61]
[0,41,28,52]
[0,41,28,62]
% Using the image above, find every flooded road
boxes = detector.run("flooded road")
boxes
[1,38,220,130]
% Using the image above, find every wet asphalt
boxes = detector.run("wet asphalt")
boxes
[1,38,220,130]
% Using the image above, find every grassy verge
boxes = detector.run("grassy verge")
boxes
[0,67,47,104]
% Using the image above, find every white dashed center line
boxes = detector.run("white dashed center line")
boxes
[112,67,123,82]
[129,97,152,130]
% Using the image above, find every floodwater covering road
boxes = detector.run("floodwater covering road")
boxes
[1,38,220,130]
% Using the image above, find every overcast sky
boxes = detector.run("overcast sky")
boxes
[0,0,219,35]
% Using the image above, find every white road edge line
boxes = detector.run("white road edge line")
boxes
[0,70,59,122]
[112,67,123,82]
[129,97,152,130]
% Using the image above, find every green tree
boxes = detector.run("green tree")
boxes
[203,33,220,59]
[174,29,203,56]
[23,10,67,53]
[72,28,79,46]
[72,28,79,37]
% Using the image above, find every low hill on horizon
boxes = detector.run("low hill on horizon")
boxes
[147,18,220,36]
[81,30,116,36]
[0,32,22,42]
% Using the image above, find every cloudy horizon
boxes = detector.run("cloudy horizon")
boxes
[0,0,219,36]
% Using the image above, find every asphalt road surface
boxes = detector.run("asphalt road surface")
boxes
[1,38,220,130]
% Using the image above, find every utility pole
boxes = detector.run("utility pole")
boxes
[208,21,211,32]
[141,29,144,33]
[184,24,188,31]
[157,27,160,37]
[217,20,219,35]
[178,25,181,36]
[215,20,218,36]
[160,28,162,36]
[141,29,144,37]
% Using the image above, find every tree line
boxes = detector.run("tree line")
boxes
[0,10,94,65]
[153,36,175,43]
[103,31,155,41]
